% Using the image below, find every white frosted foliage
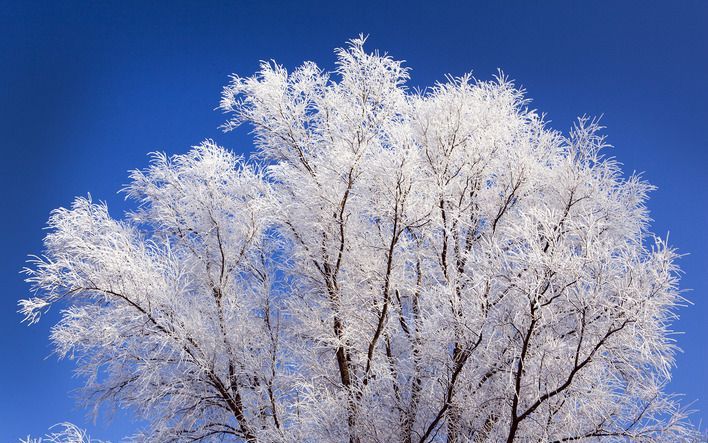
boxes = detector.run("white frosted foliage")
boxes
[22,37,696,442]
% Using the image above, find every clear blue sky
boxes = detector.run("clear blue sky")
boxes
[1,1,707,439]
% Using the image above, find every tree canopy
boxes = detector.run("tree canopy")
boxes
[21,37,696,442]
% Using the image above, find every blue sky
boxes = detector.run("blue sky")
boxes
[1,1,707,439]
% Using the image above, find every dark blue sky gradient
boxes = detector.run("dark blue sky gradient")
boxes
[1,1,707,439]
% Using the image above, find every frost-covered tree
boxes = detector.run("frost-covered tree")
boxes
[21,423,102,443]
[21,37,697,442]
